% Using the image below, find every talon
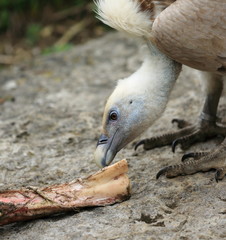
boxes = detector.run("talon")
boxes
[171,118,179,124]
[156,166,169,179]
[172,139,181,153]
[215,170,220,183]
[171,119,189,128]
[171,118,182,128]
[134,140,145,151]
[215,168,224,182]
[181,151,208,162]
[181,152,195,162]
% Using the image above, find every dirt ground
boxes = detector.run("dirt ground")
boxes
[0,32,226,240]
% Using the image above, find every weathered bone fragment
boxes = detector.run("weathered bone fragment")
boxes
[0,159,130,225]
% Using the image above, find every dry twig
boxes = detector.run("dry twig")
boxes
[55,18,93,46]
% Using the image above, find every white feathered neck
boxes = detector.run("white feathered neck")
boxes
[106,42,181,116]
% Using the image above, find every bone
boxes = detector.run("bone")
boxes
[0,159,130,226]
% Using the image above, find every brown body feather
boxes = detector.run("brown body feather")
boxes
[151,0,226,74]
[138,0,154,13]
[138,0,176,19]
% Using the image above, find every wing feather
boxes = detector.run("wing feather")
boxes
[152,0,226,73]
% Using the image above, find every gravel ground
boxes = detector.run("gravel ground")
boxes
[0,32,226,240]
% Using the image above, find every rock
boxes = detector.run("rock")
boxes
[0,32,225,240]
[2,80,17,91]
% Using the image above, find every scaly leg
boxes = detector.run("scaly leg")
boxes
[156,138,226,181]
[135,73,226,152]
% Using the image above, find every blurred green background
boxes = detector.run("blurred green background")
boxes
[0,0,108,66]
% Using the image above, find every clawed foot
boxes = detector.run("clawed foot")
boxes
[135,118,226,180]
[156,140,226,181]
[135,118,226,152]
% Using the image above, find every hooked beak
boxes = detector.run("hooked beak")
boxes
[94,130,121,168]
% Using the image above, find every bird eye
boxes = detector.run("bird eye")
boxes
[109,111,118,121]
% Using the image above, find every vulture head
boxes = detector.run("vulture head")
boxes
[95,81,154,167]
[94,52,181,167]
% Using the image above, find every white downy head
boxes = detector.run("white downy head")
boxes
[95,42,182,167]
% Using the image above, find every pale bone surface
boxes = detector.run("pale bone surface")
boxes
[0,33,226,240]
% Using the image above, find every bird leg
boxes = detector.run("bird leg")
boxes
[135,119,226,152]
[156,138,226,181]
[135,73,225,152]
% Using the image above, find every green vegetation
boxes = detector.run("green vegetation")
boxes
[0,0,107,64]
[0,0,91,34]
[26,23,42,45]
[42,43,73,55]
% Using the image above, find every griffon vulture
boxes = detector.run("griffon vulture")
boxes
[94,0,226,180]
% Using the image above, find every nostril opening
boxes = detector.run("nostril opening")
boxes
[98,138,108,145]
[99,139,107,143]
[97,135,108,145]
